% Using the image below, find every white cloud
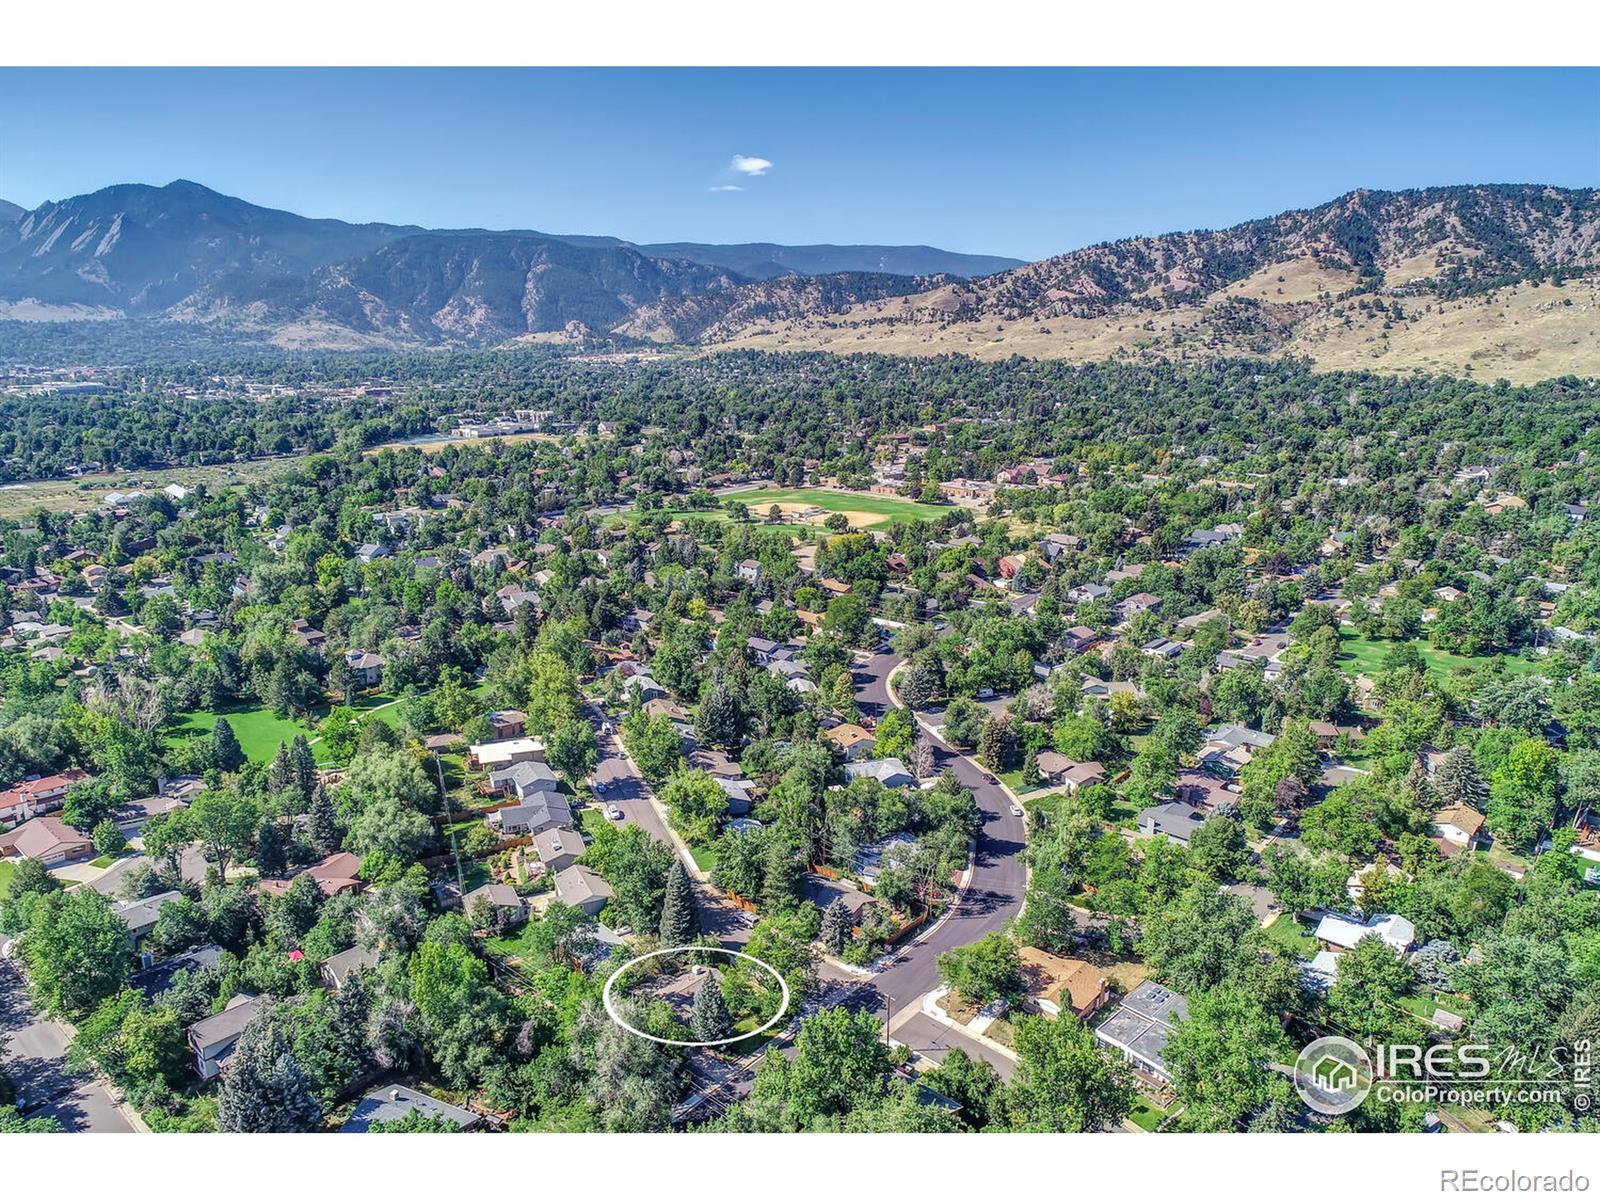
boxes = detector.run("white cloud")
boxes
[708,184,743,192]
[729,154,773,177]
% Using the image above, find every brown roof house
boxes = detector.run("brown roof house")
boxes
[1018,947,1111,1021]
[0,815,93,867]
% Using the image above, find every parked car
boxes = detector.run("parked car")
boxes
[1010,804,1024,817]
[606,805,624,820]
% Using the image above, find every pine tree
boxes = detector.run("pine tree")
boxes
[308,783,341,857]
[694,679,743,751]
[659,859,700,946]
[1021,748,1042,788]
[690,975,734,1043]
[977,715,1011,771]
[267,742,294,795]
[254,819,287,876]
[762,834,803,912]
[289,736,318,807]
[211,717,244,773]
[819,898,851,955]
[1433,746,1487,810]
[217,1009,324,1132]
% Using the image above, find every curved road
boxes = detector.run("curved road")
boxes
[850,646,1027,1014]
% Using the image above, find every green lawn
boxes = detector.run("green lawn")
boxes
[1129,1096,1177,1132]
[714,487,948,530]
[690,844,719,872]
[0,859,16,896]
[165,690,415,765]
[1261,914,1320,961]
[89,854,117,868]
[1337,631,1541,682]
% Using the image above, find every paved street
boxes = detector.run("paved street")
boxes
[586,704,752,946]
[892,1012,1017,1080]
[0,961,136,1132]
[850,647,1028,1010]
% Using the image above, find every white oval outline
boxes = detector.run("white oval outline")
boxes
[601,945,791,1048]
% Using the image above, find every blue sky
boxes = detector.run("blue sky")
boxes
[0,68,1593,260]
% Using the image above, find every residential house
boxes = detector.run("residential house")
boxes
[469,737,546,771]
[0,815,93,866]
[736,559,762,584]
[844,757,916,790]
[319,945,379,991]
[1314,912,1416,954]
[340,1085,484,1133]
[489,794,574,836]
[1018,947,1111,1020]
[1431,804,1487,851]
[1032,752,1105,792]
[256,851,364,900]
[1063,625,1099,654]
[822,723,876,761]
[853,832,916,889]
[131,945,225,1001]
[344,650,385,688]
[1136,801,1209,847]
[532,827,584,873]
[1094,980,1189,1085]
[463,883,528,930]
[553,865,613,916]
[487,710,527,740]
[187,994,267,1081]
[1067,582,1111,605]
[0,768,90,827]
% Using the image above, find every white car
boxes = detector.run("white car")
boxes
[606,805,624,821]
[1010,804,1024,817]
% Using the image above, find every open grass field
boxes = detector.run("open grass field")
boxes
[1336,630,1542,682]
[164,690,405,764]
[0,455,296,520]
[720,487,947,530]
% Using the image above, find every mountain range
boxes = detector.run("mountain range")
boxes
[0,180,1017,344]
[0,180,1595,380]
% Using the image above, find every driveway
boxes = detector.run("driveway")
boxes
[0,961,136,1132]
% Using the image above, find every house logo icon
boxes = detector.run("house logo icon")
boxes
[1294,1036,1373,1115]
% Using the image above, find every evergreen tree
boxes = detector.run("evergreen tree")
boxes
[819,898,851,955]
[267,742,294,795]
[762,834,804,912]
[977,715,1012,772]
[659,859,700,946]
[1433,746,1488,810]
[217,1010,324,1132]
[289,736,318,807]
[1021,748,1042,788]
[694,679,743,751]
[255,818,287,876]
[211,717,245,773]
[308,783,341,857]
[690,976,734,1043]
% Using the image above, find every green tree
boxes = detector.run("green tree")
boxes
[819,898,851,955]
[690,976,734,1042]
[937,932,1022,1006]
[785,1007,891,1124]
[544,718,598,787]
[658,771,728,846]
[1004,1013,1133,1132]
[217,1009,324,1133]
[211,716,245,773]
[1487,738,1560,850]
[90,819,126,857]
[1162,985,1290,1131]
[22,889,136,1017]
[658,859,700,946]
